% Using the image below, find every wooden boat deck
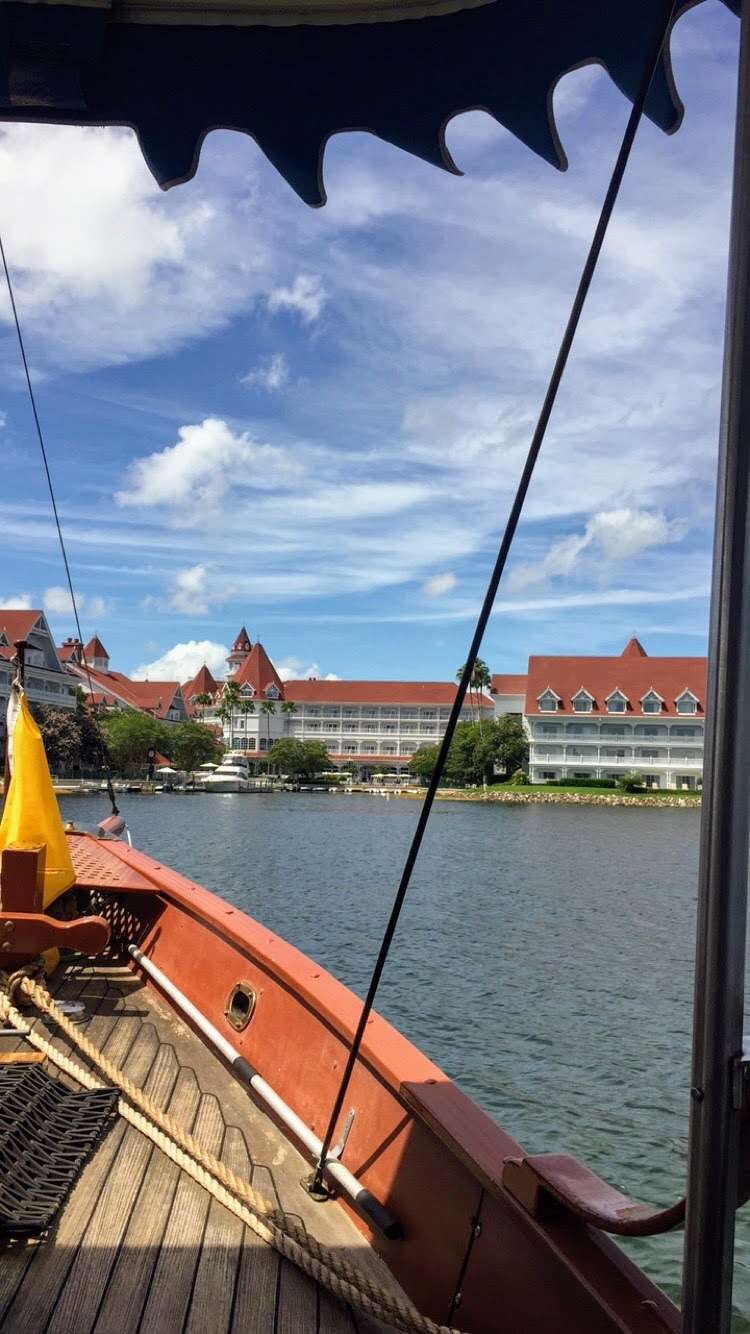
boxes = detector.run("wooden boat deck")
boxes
[0,961,400,1334]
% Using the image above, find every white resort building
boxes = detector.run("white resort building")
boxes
[492,637,706,791]
[0,610,77,735]
[199,628,492,776]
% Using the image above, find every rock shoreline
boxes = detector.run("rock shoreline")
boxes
[400,789,700,808]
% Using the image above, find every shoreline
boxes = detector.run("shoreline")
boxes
[399,788,700,808]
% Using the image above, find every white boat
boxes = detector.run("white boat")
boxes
[204,755,251,793]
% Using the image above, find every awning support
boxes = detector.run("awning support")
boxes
[683,1,750,1328]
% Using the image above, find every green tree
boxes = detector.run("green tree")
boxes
[170,721,223,778]
[103,711,172,775]
[408,744,440,784]
[456,656,492,725]
[260,699,276,768]
[492,715,528,779]
[269,737,331,778]
[34,706,82,773]
[192,691,213,721]
[217,681,241,732]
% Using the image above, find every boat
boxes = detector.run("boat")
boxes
[0,2,747,1332]
[204,755,252,793]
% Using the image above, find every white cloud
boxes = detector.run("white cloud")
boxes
[422,572,456,598]
[115,418,295,514]
[43,586,74,615]
[0,125,278,371]
[133,639,228,682]
[241,352,289,391]
[0,593,31,610]
[276,655,339,682]
[169,564,215,615]
[507,509,686,592]
[43,586,109,617]
[267,274,326,324]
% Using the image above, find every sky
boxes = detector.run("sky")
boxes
[0,1,739,686]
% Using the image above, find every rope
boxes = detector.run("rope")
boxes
[0,229,119,818]
[0,973,465,1334]
[312,0,679,1190]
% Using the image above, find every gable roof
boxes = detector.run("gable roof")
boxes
[283,679,493,708]
[69,663,186,719]
[230,641,285,698]
[84,635,109,661]
[57,638,82,663]
[526,640,706,718]
[0,610,42,644]
[231,626,252,655]
[182,664,220,702]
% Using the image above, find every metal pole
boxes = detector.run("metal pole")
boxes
[683,4,750,1328]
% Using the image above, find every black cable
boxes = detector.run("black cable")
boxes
[0,231,119,816]
[311,0,677,1193]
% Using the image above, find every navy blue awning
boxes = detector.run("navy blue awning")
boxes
[0,0,738,204]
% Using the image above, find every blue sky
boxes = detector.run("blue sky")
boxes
[0,1,738,685]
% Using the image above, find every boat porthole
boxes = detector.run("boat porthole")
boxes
[225,982,257,1032]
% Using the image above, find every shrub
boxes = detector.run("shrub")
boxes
[509,768,528,786]
[617,771,645,793]
[546,777,617,789]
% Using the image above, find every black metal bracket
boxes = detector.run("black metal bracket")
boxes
[732,1039,750,1111]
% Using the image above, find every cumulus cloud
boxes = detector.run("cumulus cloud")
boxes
[0,593,31,610]
[422,572,456,598]
[507,509,686,592]
[0,125,277,371]
[133,639,228,682]
[169,564,212,615]
[267,274,326,323]
[115,418,295,515]
[43,586,109,617]
[241,352,289,391]
[275,655,339,682]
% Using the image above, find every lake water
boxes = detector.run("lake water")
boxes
[57,790,749,1327]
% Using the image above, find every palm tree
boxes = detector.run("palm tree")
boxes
[239,698,255,756]
[281,700,297,733]
[456,657,491,727]
[217,681,241,746]
[193,691,212,722]
[260,699,276,771]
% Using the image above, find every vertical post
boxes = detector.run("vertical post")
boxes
[683,4,750,1329]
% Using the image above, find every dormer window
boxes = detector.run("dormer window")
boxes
[641,690,663,715]
[571,688,594,714]
[265,683,280,700]
[240,684,254,697]
[537,689,559,713]
[605,689,628,714]
[676,689,699,716]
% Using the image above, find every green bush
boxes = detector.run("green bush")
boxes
[546,777,617,789]
[617,771,645,793]
[509,768,528,786]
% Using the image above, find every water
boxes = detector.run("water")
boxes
[58,791,749,1325]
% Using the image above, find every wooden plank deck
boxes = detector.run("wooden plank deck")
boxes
[0,963,401,1334]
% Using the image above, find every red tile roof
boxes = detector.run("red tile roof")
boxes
[231,626,252,654]
[70,664,186,719]
[57,638,82,663]
[231,642,285,698]
[182,664,220,707]
[525,640,706,717]
[283,680,493,708]
[83,635,109,662]
[490,674,528,695]
[0,610,42,644]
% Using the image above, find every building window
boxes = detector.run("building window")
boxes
[343,708,357,718]
[571,691,593,713]
[240,684,254,697]
[540,724,558,736]
[641,692,661,714]
[421,710,436,719]
[605,691,627,713]
[259,738,268,750]
[676,693,698,715]
[538,691,558,713]
[540,771,557,780]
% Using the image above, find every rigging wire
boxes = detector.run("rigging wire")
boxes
[312,0,677,1193]
[0,231,120,816]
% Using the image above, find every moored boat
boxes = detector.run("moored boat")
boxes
[204,755,252,793]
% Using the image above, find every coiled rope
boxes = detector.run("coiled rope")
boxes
[0,971,464,1334]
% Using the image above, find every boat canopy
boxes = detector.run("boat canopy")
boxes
[0,0,739,204]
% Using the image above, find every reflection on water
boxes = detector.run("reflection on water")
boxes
[59,791,748,1327]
